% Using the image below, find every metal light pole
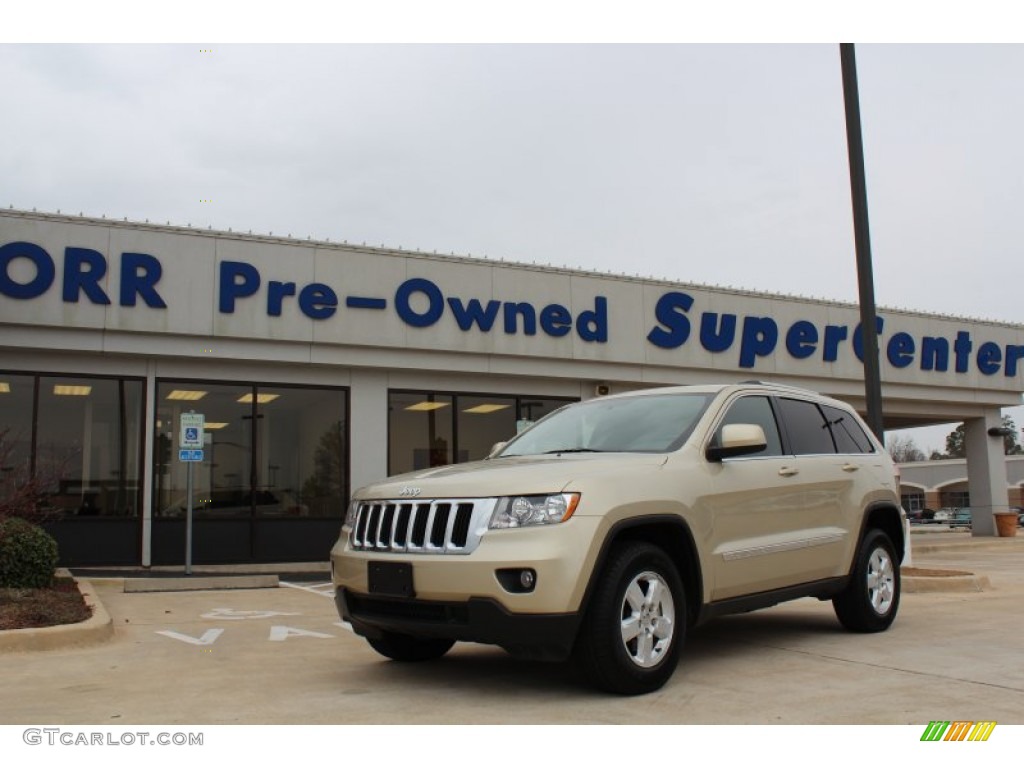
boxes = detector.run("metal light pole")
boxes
[840,43,885,440]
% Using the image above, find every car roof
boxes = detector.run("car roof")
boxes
[598,382,832,402]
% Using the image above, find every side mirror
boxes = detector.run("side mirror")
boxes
[487,441,508,459]
[705,423,768,462]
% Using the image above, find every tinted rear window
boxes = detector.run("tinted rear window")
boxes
[822,404,875,454]
[777,398,835,455]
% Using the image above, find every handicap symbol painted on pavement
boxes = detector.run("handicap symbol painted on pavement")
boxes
[200,608,301,620]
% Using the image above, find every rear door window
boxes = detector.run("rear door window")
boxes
[777,398,836,455]
[822,404,875,454]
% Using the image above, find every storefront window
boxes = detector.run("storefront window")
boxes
[256,386,347,517]
[389,392,454,474]
[388,391,575,475]
[155,381,348,519]
[0,373,143,518]
[0,373,36,505]
[457,395,517,462]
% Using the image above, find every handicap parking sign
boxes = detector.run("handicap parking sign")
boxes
[179,413,205,449]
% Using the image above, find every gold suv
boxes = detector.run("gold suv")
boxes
[330,383,904,695]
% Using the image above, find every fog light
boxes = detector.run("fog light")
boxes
[496,567,537,593]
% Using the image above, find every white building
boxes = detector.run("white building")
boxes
[2,209,1022,565]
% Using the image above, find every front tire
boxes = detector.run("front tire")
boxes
[833,529,900,632]
[366,632,455,662]
[574,542,686,695]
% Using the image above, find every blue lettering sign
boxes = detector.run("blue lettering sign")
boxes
[63,248,111,305]
[219,260,261,314]
[738,316,778,369]
[298,283,337,320]
[395,278,444,328]
[699,313,736,353]
[4,240,1023,381]
[887,332,916,368]
[647,291,693,349]
[0,242,56,300]
[120,253,167,308]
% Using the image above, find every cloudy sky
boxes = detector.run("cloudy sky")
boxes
[3,38,1023,453]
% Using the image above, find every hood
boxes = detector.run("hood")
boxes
[356,453,669,500]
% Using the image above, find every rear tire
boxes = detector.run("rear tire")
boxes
[833,529,900,632]
[366,632,455,662]
[574,542,686,695]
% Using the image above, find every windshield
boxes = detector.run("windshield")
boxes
[498,393,713,456]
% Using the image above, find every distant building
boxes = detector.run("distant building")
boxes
[899,456,1024,511]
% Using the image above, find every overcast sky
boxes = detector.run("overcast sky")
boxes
[3,41,1023,453]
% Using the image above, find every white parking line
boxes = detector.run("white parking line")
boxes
[280,580,335,597]
[280,581,354,632]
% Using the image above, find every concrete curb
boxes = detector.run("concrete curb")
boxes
[0,576,114,654]
[124,574,279,592]
[903,572,991,593]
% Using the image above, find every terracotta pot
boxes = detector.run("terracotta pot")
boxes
[993,512,1018,538]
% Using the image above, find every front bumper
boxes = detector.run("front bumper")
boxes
[335,588,581,661]
[331,515,602,660]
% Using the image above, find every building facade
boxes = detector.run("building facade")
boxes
[2,209,1023,565]
[899,456,1024,512]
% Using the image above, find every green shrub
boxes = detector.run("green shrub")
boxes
[0,517,59,588]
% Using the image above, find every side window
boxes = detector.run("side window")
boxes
[777,398,836,455]
[712,396,783,457]
[822,404,876,454]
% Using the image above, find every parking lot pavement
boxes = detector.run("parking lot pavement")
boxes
[1,534,1022,725]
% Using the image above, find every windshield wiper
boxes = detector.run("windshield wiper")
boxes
[541,448,605,454]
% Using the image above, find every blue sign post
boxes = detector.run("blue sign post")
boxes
[178,412,205,575]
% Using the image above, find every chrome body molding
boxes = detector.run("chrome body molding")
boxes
[717,528,847,562]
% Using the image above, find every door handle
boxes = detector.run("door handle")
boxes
[842,463,859,472]
[778,466,799,477]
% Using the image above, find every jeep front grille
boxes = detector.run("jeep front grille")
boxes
[349,498,497,554]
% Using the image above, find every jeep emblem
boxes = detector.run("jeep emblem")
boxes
[399,486,421,497]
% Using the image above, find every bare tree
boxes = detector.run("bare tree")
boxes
[0,428,68,524]
[887,434,925,463]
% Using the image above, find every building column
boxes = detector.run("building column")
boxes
[349,370,389,496]
[964,410,1010,537]
[141,359,157,566]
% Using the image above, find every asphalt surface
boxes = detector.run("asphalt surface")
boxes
[1,532,1022,725]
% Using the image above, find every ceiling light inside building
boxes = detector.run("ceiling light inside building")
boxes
[204,422,229,430]
[53,385,92,396]
[463,404,512,414]
[166,390,208,401]
[405,401,449,412]
[237,393,280,404]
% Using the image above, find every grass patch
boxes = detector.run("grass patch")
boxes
[0,577,92,631]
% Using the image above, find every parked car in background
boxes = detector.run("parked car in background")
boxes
[950,508,972,529]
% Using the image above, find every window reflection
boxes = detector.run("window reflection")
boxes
[256,387,347,518]
[0,374,143,518]
[0,374,36,510]
[388,391,575,475]
[389,392,454,474]
[154,381,348,519]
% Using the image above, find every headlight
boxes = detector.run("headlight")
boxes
[489,493,580,529]
[343,500,359,528]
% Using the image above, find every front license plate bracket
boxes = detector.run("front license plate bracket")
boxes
[368,561,414,598]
